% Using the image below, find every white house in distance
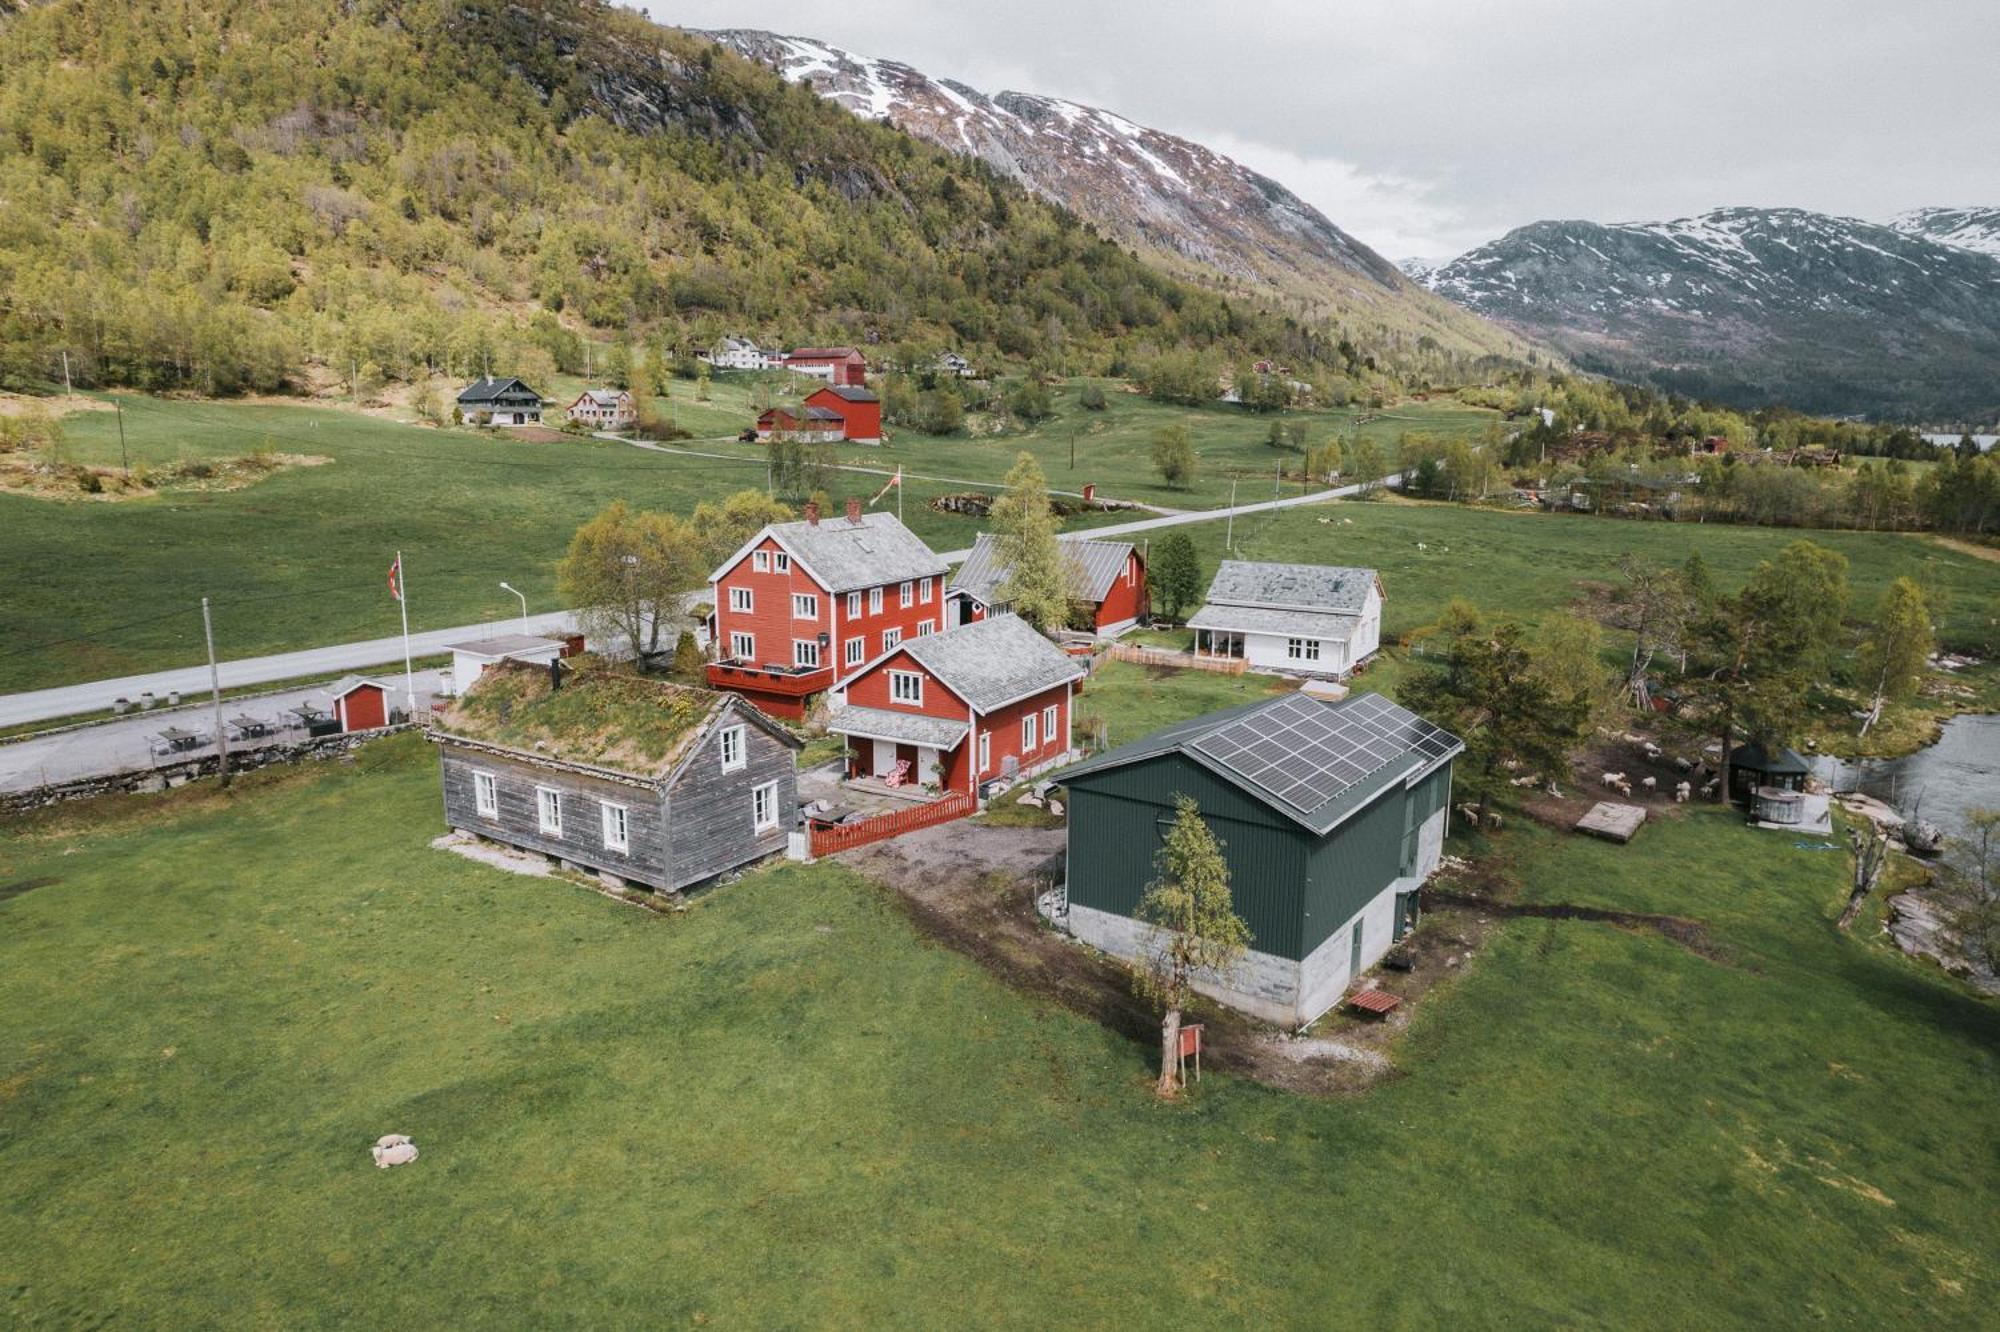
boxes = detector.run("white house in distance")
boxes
[1188,560,1383,677]
[444,634,565,696]
[564,388,636,430]
[702,336,779,371]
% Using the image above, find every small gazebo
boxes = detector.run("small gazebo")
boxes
[1728,740,1811,805]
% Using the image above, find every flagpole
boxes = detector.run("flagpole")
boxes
[896,466,902,523]
[397,550,416,716]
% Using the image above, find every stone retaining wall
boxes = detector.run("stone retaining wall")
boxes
[0,728,409,815]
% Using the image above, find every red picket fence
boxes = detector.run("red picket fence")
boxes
[810,790,977,857]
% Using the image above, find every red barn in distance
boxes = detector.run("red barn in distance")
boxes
[783,346,868,386]
[806,385,881,443]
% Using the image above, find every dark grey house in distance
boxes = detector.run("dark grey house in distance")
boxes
[1058,692,1462,1027]
[456,375,545,425]
[430,662,800,895]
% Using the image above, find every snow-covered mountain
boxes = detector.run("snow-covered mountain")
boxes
[1891,206,2000,260]
[695,29,1526,361]
[1417,207,2000,420]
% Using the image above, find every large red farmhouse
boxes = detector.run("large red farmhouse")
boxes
[807,385,881,443]
[946,533,1148,637]
[828,614,1085,797]
[784,346,868,386]
[706,500,951,719]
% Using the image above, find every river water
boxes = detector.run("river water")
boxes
[1813,713,2000,877]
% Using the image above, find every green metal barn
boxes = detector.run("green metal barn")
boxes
[1057,691,1461,1027]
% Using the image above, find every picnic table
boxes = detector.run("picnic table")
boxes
[228,715,273,739]
[152,726,208,756]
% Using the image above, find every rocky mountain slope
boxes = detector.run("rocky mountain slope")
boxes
[1891,207,2000,260]
[697,29,1529,364]
[1417,207,2000,420]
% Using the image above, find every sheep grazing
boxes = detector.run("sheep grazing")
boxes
[1485,811,1504,830]
[1641,776,1658,791]
[371,1135,418,1169]
[1674,781,1692,803]
[1602,771,1627,788]
[1674,756,1695,773]
[1700,779,1720,798]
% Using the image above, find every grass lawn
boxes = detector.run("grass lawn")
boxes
[0,395,1075,694]
[2,734,1995,1325]
[631,378,1501,514]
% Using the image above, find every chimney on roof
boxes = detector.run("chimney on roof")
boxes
[846,497,862,525]
[806,499,820,526]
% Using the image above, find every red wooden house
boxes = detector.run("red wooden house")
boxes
[827,614,1085,797]
[706,500,951,719]
[754,403,844,443]
[784,346,868,386]
[806,385,881,443]
[946,533,1148,636]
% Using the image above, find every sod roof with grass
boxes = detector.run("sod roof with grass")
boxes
[432,661,729,781]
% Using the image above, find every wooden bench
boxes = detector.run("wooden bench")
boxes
[1346,988,1402,1018]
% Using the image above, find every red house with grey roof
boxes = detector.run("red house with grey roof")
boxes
[783,346,868,386]
[706,499,951,719]
[827,614,1086,797]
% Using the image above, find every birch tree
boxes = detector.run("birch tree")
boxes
[990,451,1071,633]
[1134,796,1250,1096]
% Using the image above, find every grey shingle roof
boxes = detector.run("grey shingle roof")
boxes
[770,512,950,593]
[899,614,1084,714]
[1203,560,1379,614]
[456,376,542,405]
[447,634,563,658]
[1060,691,1462,835]
[1185,603,1361,642]
[817,384,879,403]
[826,705,970,750]
[949,532,1137,606]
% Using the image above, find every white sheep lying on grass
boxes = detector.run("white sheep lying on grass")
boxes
[372,1135,419,1168]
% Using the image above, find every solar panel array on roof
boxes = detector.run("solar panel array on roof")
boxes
[1188,693,1458,815]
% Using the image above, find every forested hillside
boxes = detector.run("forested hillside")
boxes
[0,0,1470,396]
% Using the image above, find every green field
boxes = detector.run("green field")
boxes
[2,733,1993,1326]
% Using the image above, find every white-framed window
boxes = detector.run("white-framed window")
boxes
[1042,704,1058,744]
[752,780,779,831]
[601,801,629,853]
[729,586,753,613]
[536,786,563,836]
[845,636,865,667]
[792,592,819,620]
[752,550,770,573]
[978,732,991,774]
[795,639,822,669]
[868,586,883,615]
[890,670,923,705]
[730,631,755,660]
[882,627,902,653]
[899,580,914,608]
[473,770,498,818]
[920,577,934,603]
[1286,638,1321,662]
[774,552,791,573]
[847,591,861,618]
[916,620,935,637]
[719,724,745,772]
[1022,712,1039,749]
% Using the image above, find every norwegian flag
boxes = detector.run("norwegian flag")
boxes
[387,554,403,602]
[868,466,902,506]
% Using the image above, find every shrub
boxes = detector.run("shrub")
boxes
[1078,383,1107,411]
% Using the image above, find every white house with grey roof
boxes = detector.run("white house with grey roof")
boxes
[1188,560,1383,678]
[825,613,1086,798]
[946,533,1149,637]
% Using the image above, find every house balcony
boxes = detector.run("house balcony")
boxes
[705,658,836,712]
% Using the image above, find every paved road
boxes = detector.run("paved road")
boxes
[0,475,1396,730]
[0,669,449,794]
[0,612,577,729]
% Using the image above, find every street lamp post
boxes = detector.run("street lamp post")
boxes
[498,581,529,635]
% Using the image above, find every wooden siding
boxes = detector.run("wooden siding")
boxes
[662,703,798,889]
[439,743,671,889]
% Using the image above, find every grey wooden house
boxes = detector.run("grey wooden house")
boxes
[430,661,800,895]
[1058,691,1462,1028]
[456,376,545,425]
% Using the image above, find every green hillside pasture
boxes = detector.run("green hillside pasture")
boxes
[0,397,1067,692]
[0,734,1992,1325]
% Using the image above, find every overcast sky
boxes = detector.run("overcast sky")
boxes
[647,0,1998,261]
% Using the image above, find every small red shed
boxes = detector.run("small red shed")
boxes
[330,676,395,732]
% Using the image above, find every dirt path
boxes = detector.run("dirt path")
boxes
[837,819,1478,1095]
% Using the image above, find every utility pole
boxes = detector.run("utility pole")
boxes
[202,597,231,788]
[61,349,73,399]
[114,397,129,473]
[1226,480,1237,554]
[1070,426,1076,471]
[1275,458,1282,498]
